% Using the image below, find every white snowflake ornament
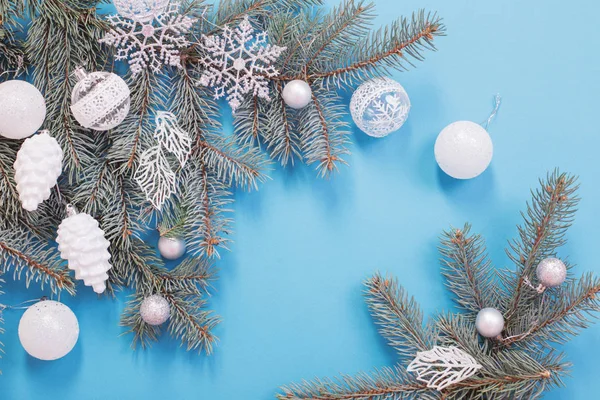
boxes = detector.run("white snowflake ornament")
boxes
[100,2,196,75]
[196,16,286,112]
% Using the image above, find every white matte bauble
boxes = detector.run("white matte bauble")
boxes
[475,307,504,338]
[140,294,171,325]
[434,121,493,179]
[350,77,410,138]
[536,257,567,288]
[158,236,186,260]
[0,80,46,139]
[282,80,312,109]
[18,300,79,361]
[113,0,169,22]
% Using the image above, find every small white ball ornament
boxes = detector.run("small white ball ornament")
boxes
[158,236,187,260]
[140,294,171,325]
[0,80,46,139]
[282,80,312,109]
[536,257,567,288]
[350,77,410,138]
[18,300,79,361]
[475,307,504,338]
[434,121,493,179]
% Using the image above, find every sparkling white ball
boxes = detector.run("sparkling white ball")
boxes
[140,294,171,325]
[282,80,312,109]
[536,257,567,288]
[0,80,46,139]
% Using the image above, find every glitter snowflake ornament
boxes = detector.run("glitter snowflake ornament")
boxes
[196,16,286,112]
[100,2,196,75]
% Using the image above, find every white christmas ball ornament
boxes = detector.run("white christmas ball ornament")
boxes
[71,67,131,131]
[18,300,79,361]
[140,294,171,325]
[434,121,493,179]
[475,307,504,338]
[282,80,312,109]
[158,236,186,260]
[113,0,169,22]
[0,80,46,139]
[536,257,567,288]
[350,77,410,138]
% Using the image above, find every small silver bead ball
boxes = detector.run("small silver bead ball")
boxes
[140,294,171,326]
[536,257,567,288]
[158,236,186,260]
[475,307,504,338]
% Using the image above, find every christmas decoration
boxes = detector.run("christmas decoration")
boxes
[0,80,46,139]
[70,67,131,131]
[281,79,312,109]
[113,0,170,23]
[18,300,79,361]
[475,307,504,338]
[536,257,567,288]
[140,294,171,325]
[100,2,196,75]
[278,172,600,399]
[56,205,112,294]
[13,130,63,212]
[196,16,286,112]
[350,77,411,138]
[406,346,482,390]
[158,236,186,260]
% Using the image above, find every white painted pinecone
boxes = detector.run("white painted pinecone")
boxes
[56,213,112,294]
[13,132,63,211]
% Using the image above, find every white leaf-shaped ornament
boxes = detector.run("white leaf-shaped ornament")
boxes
[134,145,176,210]
[407,346,482,391]
[154,111,192,166]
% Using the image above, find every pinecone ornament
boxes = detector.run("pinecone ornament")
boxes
[13,130,63,211]
[56,206,112,293]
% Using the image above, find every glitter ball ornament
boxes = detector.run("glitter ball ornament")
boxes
[56,205,112,293]
[350,77,411,138]
[140,294,171,325]
[18,300,79,361]
[158,236,186,260]
[475,307,504,338]
[13,131,63,211]
[536,257,567,288]
[434,121,493,180]
[113,0,169,22]
[0,80,46,139]
[70,67,131,131]
[282,80,312,109]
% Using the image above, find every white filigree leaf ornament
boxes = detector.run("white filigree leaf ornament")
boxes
[154,111,192,166]
[407,346,482,391]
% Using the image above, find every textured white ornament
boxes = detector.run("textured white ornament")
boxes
[282,80,312,109]
[536,257,567,288]
[475,307,504,338]
[100,2,196,75]
[18,300,79,361]
[140,294,171,325]
[56,206,112,294]
[0,80,46,139]
[435,121,493,179]
[196,16,286,112]
[13,131,63,211]
[407,346,482,391]
[70,67,131,131]
[158,236,186,260]
[350,78,411,138]
[113,0,169,22]
[154,111,192,166]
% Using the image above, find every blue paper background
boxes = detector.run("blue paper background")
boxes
[2,0,599,399]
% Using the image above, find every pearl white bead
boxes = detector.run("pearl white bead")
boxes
[475,307,504,338]
[0,80,46,139]
[158,236,186,260]
[434,121,493,179]
[536,257,567,287]
[282,80,312,109]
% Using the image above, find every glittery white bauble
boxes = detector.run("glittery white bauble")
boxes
[158,236,186,260]
[350,77,410,138]
[70,68,131,131]
[475,307,504,338]
[140,294,171,325]
[0,80,46,139]
[282,80,312,109]
[18,300,79,361]
[434,121,493,179]
[536,257,567,288]
[113,0,169,22]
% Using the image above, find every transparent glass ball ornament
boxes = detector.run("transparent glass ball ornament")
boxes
[113,0,169,22]
[70,67,131,131]
[350,77,411,138]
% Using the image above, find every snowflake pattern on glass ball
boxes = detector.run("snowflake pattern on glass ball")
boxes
[113,0,170,23]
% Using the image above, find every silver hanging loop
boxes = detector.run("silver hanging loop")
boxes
[482,93,501,130]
